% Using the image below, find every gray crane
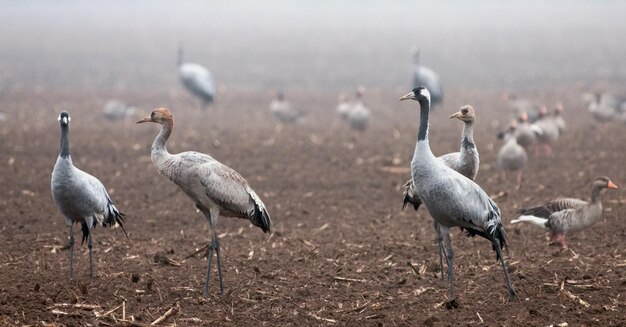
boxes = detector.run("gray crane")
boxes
[178,44,216,109]
[399,87,516,302]
[411,47,443,106]
[402,105,479,282]
[137,108,271,296]
[51,112,127,278]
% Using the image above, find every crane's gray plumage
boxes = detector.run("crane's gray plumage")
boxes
[399,87,516,302]
[137,108,271,296]
[178,44,216,109]
[411,47,443,106]
[512,176,618,248]
[51,111,127,278]
[402,105,479,281]
[102,100,136,121]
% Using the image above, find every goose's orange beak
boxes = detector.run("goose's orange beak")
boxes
[136,116,151,124]
[607,180,619,189]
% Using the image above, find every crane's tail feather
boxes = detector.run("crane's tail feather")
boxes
[492,222,509,259]
[401,179,421,211]
[463,223,510,260]
[251,200,272,234]
[104,203,129,240]
[510,215,548,228]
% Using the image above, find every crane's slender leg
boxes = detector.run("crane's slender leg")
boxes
[443,227,455,301]
[493,239,517,301]
[433,221,446,282]
[68,224,74,279]
[203,209,224,296]
[87,233,93,278]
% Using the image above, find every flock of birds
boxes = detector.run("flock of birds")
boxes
[496,100,567,189]
[48,46,621,304]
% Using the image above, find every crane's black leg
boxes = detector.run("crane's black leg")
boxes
[433,222,446,282]
[493,239,517,301]
[203,238,214,297]
[444,230,455,301]
[214,230,224,295]
[87,233,93,278]
[203,211,224,296]
[68,224,74,279]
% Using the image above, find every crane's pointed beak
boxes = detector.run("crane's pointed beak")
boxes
[136,116,151,124]
[449,111,462,119]
[398,91,415,101]
[607,180,619,189]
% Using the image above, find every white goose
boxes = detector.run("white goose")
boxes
[399,87,516,302]
[51,112,127,278]
[402,105,479,280]
[137,108,271,296]
[178,44,216,109]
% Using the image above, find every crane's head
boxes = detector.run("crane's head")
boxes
[399,86,431,105]
[449,105,475,122]
[137,108,174,125]
[58,111,71,127]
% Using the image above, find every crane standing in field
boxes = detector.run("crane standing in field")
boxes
[178,44,216,109]
[137,108,271,296]
[411,47,443,107]
[51,112,128,278]
[399,87,516,302]
[402,105,479,281]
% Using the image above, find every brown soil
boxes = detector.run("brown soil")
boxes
[0,86,624,326]
[1,3,626,326]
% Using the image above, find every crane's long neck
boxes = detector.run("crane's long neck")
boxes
[411,98,435,171]
[460,121,476,154]
[412,52,420,66]
[59,124,70,159]
[152,120,173,160]
[177,47,183,67]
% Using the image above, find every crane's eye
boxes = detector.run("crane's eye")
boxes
[151,111,155,118]
[462,109,468,114]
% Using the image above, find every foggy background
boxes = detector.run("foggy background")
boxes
[1,0,625,94]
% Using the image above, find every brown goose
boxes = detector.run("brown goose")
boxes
[514,111,541,149]
[497,121,528,190]
[533,106,560,156]
[511,176,618,248]
[553,103,566,134]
